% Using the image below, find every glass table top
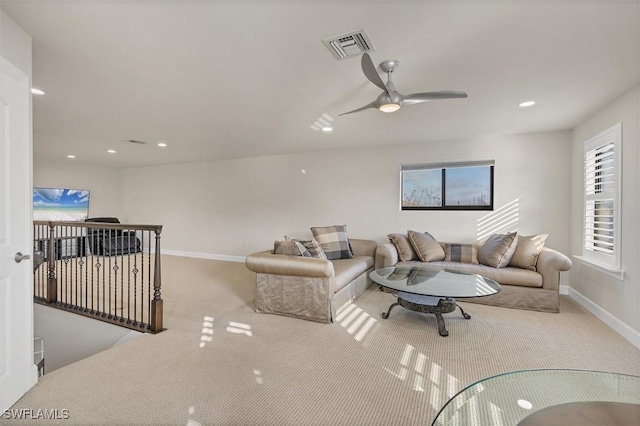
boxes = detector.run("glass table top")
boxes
[370,266,501,299]
[431,369,640,426]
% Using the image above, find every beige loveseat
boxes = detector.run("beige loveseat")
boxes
[245,239,377,323]
[376,242,571,313]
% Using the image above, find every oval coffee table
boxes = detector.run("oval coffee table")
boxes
[431,369,640,426]
[369,266,501,337]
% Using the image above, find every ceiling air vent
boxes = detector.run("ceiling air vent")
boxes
[126,139,147,145]
[323,29,374,60]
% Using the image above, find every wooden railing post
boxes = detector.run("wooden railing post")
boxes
[150,226,163,332]
[46,222,57,304]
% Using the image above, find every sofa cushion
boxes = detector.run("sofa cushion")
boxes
[510,234,548,271]
[273,240,309,257]
[332,256,374,292]
[387,233,418,261]
[285,236,328,260]
[443,243,479,264]
[478,233,518,268]
[407,230,445,262]
[311,225,354,260]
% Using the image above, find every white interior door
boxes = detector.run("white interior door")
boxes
[0,57,37,413]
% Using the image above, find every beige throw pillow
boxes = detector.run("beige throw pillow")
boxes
[387,233,418,262]
[478,232,518,268]
[509,234,548,271]
[407,230,445,262]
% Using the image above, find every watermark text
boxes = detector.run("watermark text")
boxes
[2,408,70,420]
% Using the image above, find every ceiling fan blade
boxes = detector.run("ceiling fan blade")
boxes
[361,53,389,94]
[403,91,468,105]
[339,101,378,116]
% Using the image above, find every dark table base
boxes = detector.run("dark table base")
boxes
[381,295,471,337]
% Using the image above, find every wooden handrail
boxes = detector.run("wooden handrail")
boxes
[34,220,162,233]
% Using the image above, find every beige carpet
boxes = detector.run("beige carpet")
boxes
[5,255,640,425]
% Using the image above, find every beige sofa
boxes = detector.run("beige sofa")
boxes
[245,239,377,323]
[376,242,572,313]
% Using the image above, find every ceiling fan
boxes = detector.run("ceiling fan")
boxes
[340,53,468,116]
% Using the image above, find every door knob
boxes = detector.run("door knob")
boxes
[14,252,31,263]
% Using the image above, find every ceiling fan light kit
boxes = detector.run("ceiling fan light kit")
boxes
[379,101,401,113]
[340,53,468,116]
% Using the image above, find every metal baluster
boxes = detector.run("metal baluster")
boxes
[46,223,57,304]
[64,225,69,306]
[74,225,78,309]
[62,226,67,306]
[108,228,112,319]
[101,228,106,317]
[132,231,138,327]
[140,231,145,327]
[81,225,87,312]
[90,226,95,314]
[148,230,152,329]
[59,226,64,305]
[127,233,132,324]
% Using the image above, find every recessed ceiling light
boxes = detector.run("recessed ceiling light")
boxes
[66,155,76,159]
[107,149,116,154]
[321,127,333,132]
[518,101,536,107]
[31,88,46,95]
[157,142,167,147]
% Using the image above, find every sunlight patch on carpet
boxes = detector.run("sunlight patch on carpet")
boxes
[199,316,215,348]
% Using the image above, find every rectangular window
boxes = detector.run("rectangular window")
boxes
[582,123,621,270]
[401,160,494,210]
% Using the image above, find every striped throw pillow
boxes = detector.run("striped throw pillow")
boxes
[273,240,309,257]
[444,243,479,264]
[285,236,327,260]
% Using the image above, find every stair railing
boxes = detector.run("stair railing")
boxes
[33,221,164,333]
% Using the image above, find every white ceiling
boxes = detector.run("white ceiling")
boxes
[3,0,639,168]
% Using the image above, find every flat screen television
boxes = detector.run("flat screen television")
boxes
[33,187,90,221]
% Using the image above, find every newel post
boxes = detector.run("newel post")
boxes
[46,222,57,303]
[150,226,163,333]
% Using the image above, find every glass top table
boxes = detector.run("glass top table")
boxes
[370,266,501,298]
[369,266,501,336]
[431,369,640,426]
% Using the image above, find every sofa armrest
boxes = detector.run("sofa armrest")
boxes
[350,239,377,258]
[536,247,572,291]
[375,243,398,269]
[245,251,334,278]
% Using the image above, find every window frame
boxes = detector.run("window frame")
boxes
[581,122,622,271]
[400,160,494,211]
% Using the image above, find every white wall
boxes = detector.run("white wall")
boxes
[120,130,572,259]
[570,85,640,338]
[1,9,31,75]
[34,304,142,372]
[33,159,123,219]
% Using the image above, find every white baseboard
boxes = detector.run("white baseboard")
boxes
[559,285,569,295]
[568,287,640,349]
[161,249,246,263]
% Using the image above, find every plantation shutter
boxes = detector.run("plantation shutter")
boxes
[582,123,620,269]
[584,142,614,254]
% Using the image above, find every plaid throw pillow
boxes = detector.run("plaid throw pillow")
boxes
[284,236,327,260]
[444,243,479,264]
[310,225,354,260]
[273,240,309,257]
